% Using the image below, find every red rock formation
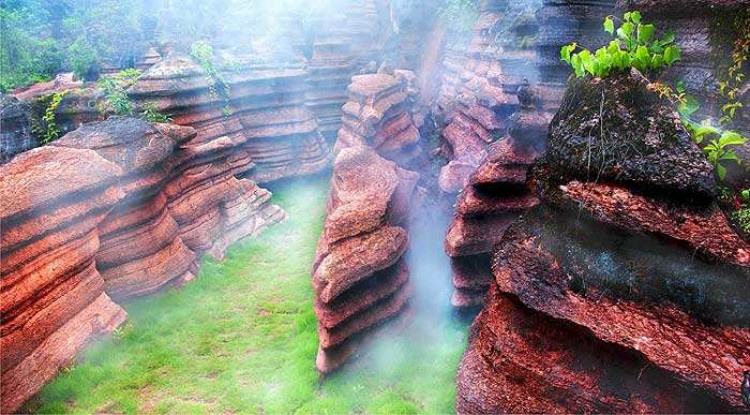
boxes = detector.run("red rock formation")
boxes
[1,117,285,411]
[0,146,127,412]
[312,146,418,373]
[128,56,331,184]
[457,68,750,413]
[445,74,549,306]
[335,72,422,166]
[436,1,544,193]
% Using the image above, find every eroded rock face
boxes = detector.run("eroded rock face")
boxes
[536,69,716,199]
[335,72,423,167]
[312,146,418,373]
[457,69,750,413]
[445,86,549,307]
[128,56,332,184]
[0,146,127,412]
[0,117,285,411]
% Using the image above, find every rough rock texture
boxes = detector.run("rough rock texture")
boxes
[128,56,332,184]
[312,146,418,373]
[435,0,547,194]
[0,96,36,163]
[444,51,550,306]
[458,283,735,414]
[1,117,284,412]
[334,72,423,167]
[457,68,750,413]
[535,69,716,199]
[0,146,127,412]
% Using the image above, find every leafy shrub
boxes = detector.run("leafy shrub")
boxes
[97,69,170,123]
[684,120,748,180]
[68,39,100,81]
[0,5,61,92]
[560,11,681,78]
[97,69,141,116]
[140,102,172,123]
[31,90,69,144]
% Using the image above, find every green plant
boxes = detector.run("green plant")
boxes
[140,102,172,123]
[561,11,681,78]
[190,40,232,117]
[97,69,141,116]
[717,12,749,125]
[97,69,171,123]
[31,90,69,144]
[732,207,750,234]
[686,120,748,180]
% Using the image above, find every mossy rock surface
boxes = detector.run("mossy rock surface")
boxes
[534,69,716,201]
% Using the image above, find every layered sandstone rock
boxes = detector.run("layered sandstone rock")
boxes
[1,117,285,411]
[312,146,418,373]
[0,146,127,412]
[437,0,547,194]
[128,56,331,183]
[445,60,550,307]
[457,69,750,413]
[334,72,423,167]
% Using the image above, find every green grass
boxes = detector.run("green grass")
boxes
[27,175,470,414]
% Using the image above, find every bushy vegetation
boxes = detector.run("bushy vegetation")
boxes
[0,0,153,90]
[561,11,681,78]
[31,90,68,144]
[26,177,469,414]
[96,69,171,123]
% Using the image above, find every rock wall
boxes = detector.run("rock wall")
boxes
[445,82,551,307]
[312,146,417,372]
[0,117,284,412]
[128,56,332,184]
[312,71,423,372]
[456,69,750,413]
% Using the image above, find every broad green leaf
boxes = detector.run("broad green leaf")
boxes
[660,32,676,46]
[717,164,727,180]
[617,22,635,39]
[607,40,620,55]
[604,17,615,35]
[651,53,664,69]
[720,152,740,162]
[630,11,642,24]
[560,44,573,62]
[741,189,750,200]
[720,131,748,146]
[664,45,681,65]
[623,11,632,22]
[638,24,655,44]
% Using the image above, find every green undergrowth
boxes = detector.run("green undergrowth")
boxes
[27,174,469,414]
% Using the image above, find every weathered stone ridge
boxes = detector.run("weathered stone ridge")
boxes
[456,68,750,413]
[0,117,284,412]
[312,146,418,373]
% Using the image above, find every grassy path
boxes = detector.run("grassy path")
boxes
[29,175,469,414]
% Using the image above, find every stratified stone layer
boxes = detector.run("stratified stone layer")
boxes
[1,117,285,412]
